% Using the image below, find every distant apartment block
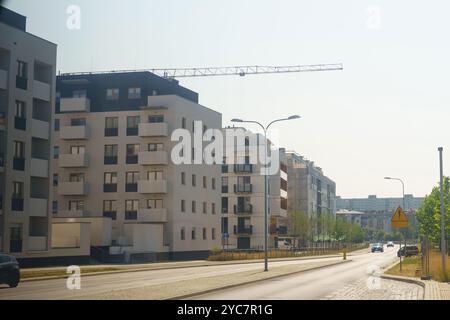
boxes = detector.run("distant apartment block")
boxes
[0,7,56,259]
[221,128,288,249]
[286,151,336,216]
[53,71,222,261]
[336,194,424,212]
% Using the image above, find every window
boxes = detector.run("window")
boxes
[203,202,207,214]
[103,200,117,220]
[192,201,196,213]
[71,145,85,154]
[73,90,87,98]
[13,141,24,158]
[54,119,60,131]
[148,171,163,180]
[203,176,207,189]
[126,144,140,164]
[222,177,228,193]
[149,115,164,123]
[12,182,23,199]
[203,125,207,133]
[106,88,119,100]
[126,171,139,192]
[53,146,59,159]
[69,173,84,182]
[181,227,185,240]
[125,200,139,220]
[127,116,140,136]
[71,118,86,126]
[147,199,163,209]
[221,217,228,234]
[192,174,196,187]
[191,227,196,240]
[222,197,228,213]
[53,174,58,187]
[203,228,207,240]
[148,143,163,151]
[212,228,216,240]
[15,100,26,118]
[181,172,186,185]
[181,199,185,212]
[69,200,84,211]
[52,201,58,214]
[104,172,117,184]
[105,117,118,136]
[128,87,141,99]
[212,203,216,215]
[181,117,186,129]
[104,144,118,164]
[212,178,216,190]
[17,60,27,78]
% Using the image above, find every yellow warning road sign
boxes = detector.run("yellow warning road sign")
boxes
[391,206,409,229]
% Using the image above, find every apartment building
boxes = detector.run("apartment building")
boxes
[336,194,424,212]
[221,128,288,250]
[0,7,56,259]
[53,71,222,261]
[286,151,336,217]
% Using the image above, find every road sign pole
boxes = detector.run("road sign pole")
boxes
[438,147,447,280]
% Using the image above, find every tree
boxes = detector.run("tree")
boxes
[287,211,310,248]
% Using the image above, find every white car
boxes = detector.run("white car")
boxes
[387,241,394,247]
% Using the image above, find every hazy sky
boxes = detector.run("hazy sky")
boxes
[4,0,450,198]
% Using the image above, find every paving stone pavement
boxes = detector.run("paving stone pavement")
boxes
[323,278,423,300]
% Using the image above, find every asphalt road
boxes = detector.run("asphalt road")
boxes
[0,254,348,300]
[190,245,404,300]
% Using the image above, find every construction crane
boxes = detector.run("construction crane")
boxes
[60,63,343,79]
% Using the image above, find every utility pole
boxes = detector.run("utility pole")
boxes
[438,147,447,280]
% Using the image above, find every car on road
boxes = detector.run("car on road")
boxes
[386,241,394,247]
[397,245,419,257]
[371,243,384,253]
[0,253,20,287]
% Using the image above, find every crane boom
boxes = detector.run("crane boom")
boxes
[60,63,343,79]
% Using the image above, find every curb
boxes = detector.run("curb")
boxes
[167,259,352,300]
[21,254,343,283]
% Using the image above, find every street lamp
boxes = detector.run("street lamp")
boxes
[231,115,301,271]
[384,176,406,271]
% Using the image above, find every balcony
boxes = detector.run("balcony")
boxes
[60,97,90,113]
[59,153,89,168]
[234,204,253,214]
[28,236,48,251]
[137,208,168,223]
[30,158,49,178]
[60,125,89,140]
[29,198,48,217]
[31,119,50,140]
[138,151,168,165]
[0,68,7,90]
[58,181,88,196]
[138,180,168,194]
[233,225,253,235]
[138,122,168,137]
[57,210,87,218]
[234,164,253,173]
[33,80,51,102]
[234,183,252,193]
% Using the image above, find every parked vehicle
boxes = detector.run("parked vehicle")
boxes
[0,253,20,287]
[386,241,394,247]
[371,243,384,253]
[397,245,419,257]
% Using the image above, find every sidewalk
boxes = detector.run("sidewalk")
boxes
[21,253,343,282]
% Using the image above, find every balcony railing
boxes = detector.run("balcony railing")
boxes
[234,183,252,193]
[103,183,117,193]
[234,204,253,214]
[125,211,137,220]
[233,225,253,235]
[11,198,24,211]
[103,211,117,220]
[13,157,25,171]
[234,164,253,173]
[125,183,138,193]
[60,97,90,113]
[138,151,168,165]
[14,116,26,130]
[138,122,168,137]
[104,156,118,165]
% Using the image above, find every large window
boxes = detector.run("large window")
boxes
[147,199,163,209]
[14,101,26,130]
[125,200,139,220]
[13,141,25,171]
[106,88,119,100]
[125,171,139,192]
[127,116,140,136]
[105,117,118,136]
[104,144,118,165]
[149,115,164,123]
[148,171,163,181]
[148,143,163,151]
[128,87,141,99]
[69,173,84,182]
[71,118,86,126]
[126,144,140,164]
[70,145,85,154]
[12,182,23,199]
[69,200,84,211]
[103,200,117,220]
[17,60,27,78]
[104,172,118,193]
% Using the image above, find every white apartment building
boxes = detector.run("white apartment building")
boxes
[53,72,222,261]
[221,128,288,250]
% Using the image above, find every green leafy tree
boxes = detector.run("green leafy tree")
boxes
[287,211,310,248]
